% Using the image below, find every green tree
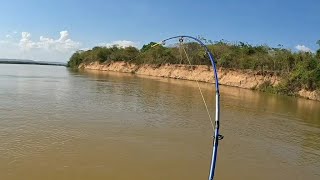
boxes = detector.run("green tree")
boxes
[67,38,320,94]
[67,50,84,68]
[141,42,157,52]
[316,40,320,59]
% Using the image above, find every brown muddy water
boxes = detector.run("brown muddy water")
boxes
[0,64,319,180]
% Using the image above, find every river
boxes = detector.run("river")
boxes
[0,64,319,180]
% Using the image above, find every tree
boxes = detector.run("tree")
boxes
[140,42,157,52]
[317,40,320,59]
[67,51,84,68]
[67,38,320,93]
[316,49,320,59]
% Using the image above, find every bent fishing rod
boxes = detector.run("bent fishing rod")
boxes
[152,36,223,180]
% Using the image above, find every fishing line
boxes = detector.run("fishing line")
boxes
[153,35,222,180]
[178,42,184,64]
[179,40,215,131]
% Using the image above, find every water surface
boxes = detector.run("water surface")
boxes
[0,64,319,179]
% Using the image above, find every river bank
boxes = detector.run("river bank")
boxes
[79,61,320,101]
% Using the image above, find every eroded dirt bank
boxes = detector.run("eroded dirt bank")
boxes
[79,61,320,101]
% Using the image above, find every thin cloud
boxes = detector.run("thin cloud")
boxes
[19,31,81,52]
[295,45,313,52]
[101,40,138,48]
[0,30,81,62]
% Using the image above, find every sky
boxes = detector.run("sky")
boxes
[0,0,319,62]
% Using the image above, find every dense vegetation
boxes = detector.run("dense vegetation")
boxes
[68,39,320,95]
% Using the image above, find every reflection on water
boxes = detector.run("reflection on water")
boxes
[0,64,319,180]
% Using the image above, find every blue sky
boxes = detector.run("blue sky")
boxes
[0,0,319,62]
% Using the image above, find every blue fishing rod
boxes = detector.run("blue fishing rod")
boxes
[153,36,223,180]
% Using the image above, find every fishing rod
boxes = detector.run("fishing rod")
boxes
[153,36,223,180]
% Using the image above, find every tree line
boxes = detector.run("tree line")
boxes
[68,39,320,95]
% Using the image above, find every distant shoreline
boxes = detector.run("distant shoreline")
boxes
[0,60,66,67]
